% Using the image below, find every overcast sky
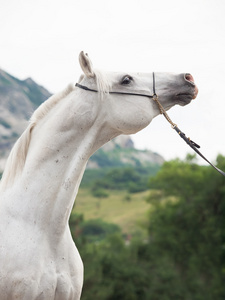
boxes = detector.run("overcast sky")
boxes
[1,0,225,162]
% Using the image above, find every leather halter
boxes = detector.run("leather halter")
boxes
[75,73,225,177]
[75,84,156,99]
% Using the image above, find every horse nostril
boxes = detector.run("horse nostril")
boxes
[185,73,195,85]
[184,73,198,98]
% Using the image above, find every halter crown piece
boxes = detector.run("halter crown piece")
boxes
[75,73,225,177]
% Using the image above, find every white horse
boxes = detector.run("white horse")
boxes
[0,52,198,300]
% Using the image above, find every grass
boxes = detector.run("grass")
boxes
[73,188,151,237]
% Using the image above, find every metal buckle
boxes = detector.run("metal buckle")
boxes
[153,94,158,101]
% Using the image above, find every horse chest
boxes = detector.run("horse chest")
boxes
[0,218,83,300]
[0,249,83,300]
[0,271,80,300]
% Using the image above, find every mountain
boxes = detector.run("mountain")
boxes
[0,69,51,170]
[87,135,164,169]
[0,69,164,172]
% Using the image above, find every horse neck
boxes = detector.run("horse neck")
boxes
[3,90,118,239]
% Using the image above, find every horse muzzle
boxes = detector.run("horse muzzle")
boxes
[184,73,198,99]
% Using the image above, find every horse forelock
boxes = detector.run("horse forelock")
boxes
[0,84,75,191]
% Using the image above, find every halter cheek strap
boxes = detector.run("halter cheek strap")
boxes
[75,83,155,98]
[75,73,225,177]
[76,72,157,98]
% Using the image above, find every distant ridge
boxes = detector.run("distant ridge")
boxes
[0,69,164,172]
[87,135,164,169]
[0,68,51,170]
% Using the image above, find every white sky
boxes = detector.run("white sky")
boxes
[1,0,225,162]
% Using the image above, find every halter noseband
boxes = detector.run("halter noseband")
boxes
[75,73,225,177]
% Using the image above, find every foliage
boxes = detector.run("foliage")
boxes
[81,152,161,193]
[86,166,159,195]
[69,214,121,244]
[81,168,107,187]
[149,155,207,201]
[71,154,225,300]
[91,148,120,168]
[74,189,150,236]
[146,154,225,299]
[92,188,109,198]
[90,147,153,169]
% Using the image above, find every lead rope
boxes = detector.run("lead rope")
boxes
[152,72,176,127]
[153,94,177,127]
[152,73,225,177]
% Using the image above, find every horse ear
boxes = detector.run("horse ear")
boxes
[79,51,95,78]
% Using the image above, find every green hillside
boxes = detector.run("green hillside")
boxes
[73,188,151,237]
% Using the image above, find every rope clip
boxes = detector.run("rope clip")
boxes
[153,94,158,101]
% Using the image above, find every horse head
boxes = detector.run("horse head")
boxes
[78,51,198,135]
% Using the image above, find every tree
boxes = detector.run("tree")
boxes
[145,154,225,299]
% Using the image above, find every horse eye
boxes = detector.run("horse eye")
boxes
[121,75,133,85]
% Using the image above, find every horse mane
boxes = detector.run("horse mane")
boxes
[0,70,110,191]
[0,84,75,191]
[94,69,111,95]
